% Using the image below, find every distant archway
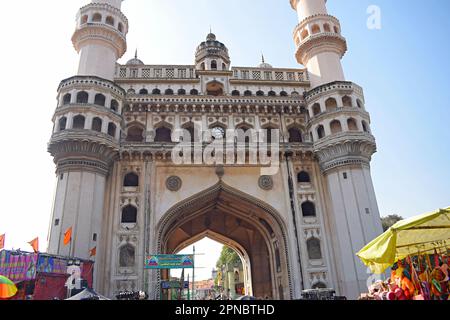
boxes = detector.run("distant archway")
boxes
[206,81,224,96]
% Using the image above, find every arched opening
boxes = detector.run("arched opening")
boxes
[190,89,199,96]
[127,88,135,95]
[72,115,85,130]
[231,90,240,96]
[165,89,174,95]
[288,128,303,143]
[301,201,316,217]
[178,89,186,95]
[330,120,343,134]
[297,171,311,183]
[325,98,337,112]
[206,82,224,96]
[152,88,161,95]
[110,99,119,112]
[311,24,321,34]
[94,93,106,106]
[301,29,309,40]
[347,118,358,131]
[280,91,288,97]
[81,15,88,25]
[118,23,124,33]
[334,26,340,34]
[342,95,352,108]
[256,90,265,97]
[312,103,321,116]
[139,88,149,95]
[63,93,71,105]
[76,91,89,104]
[323,23,331,33]
[362,120,370,133]
[126,125,144,142]
[268,91,276,97]
[316,125,325,139]
[121,205,137,224]
[92,13,102,23]
[244,90,252,96]
[211,60,217,70]
[357,99,364,109]
[92,117,102,132]
[307,238,322,260]
[155,127,173,143]
[158,183,291,300]
[58,117,67,131]
[108,123,116,137]
[119,244,135,268]
[200,62,206,71]
[222,63,227,70]
[124,172,139,187]
[105,16,115,26]
[291,91,300,96]
[182,123,198,143]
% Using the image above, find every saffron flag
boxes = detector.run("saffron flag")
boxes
[28,237,39,253]
[0,234,5,250]
[63,227,72,246]
[89,247,97,257]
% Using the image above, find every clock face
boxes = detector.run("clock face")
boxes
[211,127,225,139]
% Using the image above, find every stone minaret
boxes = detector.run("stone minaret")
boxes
[290,0,384,298]
[47,0,128,287]
[73,0,128,80]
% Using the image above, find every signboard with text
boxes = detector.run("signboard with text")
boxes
[145,254,194,269]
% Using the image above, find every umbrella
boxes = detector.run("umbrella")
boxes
[0,275,18,299]
[357,207,450,274]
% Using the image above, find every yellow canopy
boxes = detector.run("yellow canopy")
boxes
[356,207,450,274]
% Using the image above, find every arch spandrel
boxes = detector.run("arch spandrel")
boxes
[154,167,291,225]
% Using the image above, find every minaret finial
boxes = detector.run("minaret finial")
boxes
[262,53,265,64]
[135,49,138,59]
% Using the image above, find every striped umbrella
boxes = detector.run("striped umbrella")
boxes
[0,275,18,299]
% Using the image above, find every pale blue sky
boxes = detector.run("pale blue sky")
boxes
[0,1,448,277]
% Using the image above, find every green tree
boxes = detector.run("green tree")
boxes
[216,246,240,268]
[215,246,241,285]
[381,214,404,231]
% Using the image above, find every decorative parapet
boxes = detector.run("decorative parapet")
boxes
[305,81,363,101]
[58,76,126,97]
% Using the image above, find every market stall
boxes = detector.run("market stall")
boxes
[357,207,450,300]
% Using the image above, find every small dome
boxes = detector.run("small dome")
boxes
[126,50,144,65]
[258,54,272,69]
[258,62,273,69]
[127,58,144,65]
[206,33,217,41]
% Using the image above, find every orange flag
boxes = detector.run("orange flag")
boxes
[28,237,39,253]
[0,234,5,250]
[89,247,97,257]
[63,227,72,246]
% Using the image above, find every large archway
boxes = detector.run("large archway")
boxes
[155,182,292,300]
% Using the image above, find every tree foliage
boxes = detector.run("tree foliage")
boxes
[216,246,240,268]
[381,214,404,232]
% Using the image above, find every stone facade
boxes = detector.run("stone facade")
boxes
[47,0,383,300]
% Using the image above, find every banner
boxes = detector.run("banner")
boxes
[161,281,190,289]
[0,250,38,283]
[145,255,194,269]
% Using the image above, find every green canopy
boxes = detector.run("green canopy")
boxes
[356,207,450,274]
